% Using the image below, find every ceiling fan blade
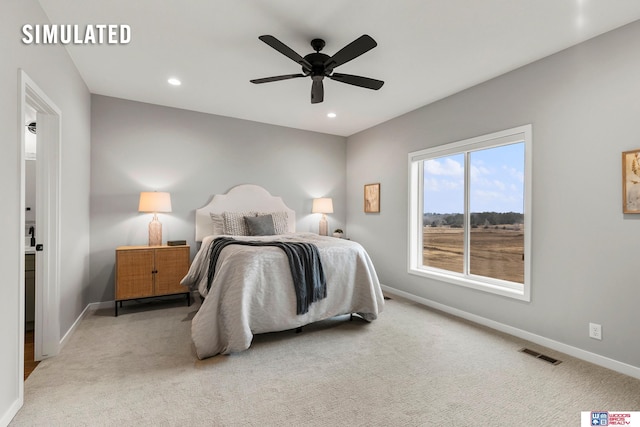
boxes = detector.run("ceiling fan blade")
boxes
[329,73,384,90]
[324,35,377,69]
[250,74,306,84]
[258,35,312,72]
[311,79,324,104]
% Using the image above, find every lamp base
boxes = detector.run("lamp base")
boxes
[319,214,328,236]
[149,214,162,246]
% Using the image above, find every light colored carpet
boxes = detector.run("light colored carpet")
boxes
[11,296,640,426]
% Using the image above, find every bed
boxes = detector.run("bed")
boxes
[181,184,384,359]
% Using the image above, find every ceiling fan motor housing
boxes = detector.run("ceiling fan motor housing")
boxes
[304,52,331,78]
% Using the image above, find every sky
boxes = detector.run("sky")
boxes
[423,142,524,214]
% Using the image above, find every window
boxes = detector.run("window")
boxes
[408,125,531,301]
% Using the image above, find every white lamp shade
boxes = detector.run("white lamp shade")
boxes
[138,192,172,213]
[312,198,333,214]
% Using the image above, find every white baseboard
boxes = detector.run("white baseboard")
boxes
[0,397,22,427]
[59,288,640,381]
[382,284,640,380]
[59,301,112,350]
[59,304,90,350]
[88,300,115,311]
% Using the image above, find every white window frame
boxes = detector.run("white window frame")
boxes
[408,124,532,301]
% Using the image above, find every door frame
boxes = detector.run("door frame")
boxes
[18,70,61,388]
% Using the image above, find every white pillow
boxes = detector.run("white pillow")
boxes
[259,211,288,234]
[222,211,256,235]
[209,213,224,235]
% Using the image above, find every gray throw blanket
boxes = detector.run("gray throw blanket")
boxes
[206,237,326,315]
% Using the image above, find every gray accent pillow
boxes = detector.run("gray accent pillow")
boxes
[244,214,275,236]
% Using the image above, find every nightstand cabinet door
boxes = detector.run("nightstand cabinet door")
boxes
[154,246,190,295]
[116,249,154,300]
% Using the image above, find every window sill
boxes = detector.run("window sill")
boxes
[408,267,530,302]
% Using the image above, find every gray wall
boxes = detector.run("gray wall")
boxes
[0,0,91,422]
[90,95,347,303]
[346,20,640,368]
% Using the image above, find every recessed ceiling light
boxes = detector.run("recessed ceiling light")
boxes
[168,77,181,86]
[327,112,337,118]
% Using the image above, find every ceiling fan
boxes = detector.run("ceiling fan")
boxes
[250,34,384,104]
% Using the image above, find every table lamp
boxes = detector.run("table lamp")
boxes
[312,197,333,236]
[138,191,172,246]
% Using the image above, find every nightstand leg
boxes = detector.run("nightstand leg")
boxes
[115,301,118,317]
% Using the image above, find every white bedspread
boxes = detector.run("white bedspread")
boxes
[181,232,384,359]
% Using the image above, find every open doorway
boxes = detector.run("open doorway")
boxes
[18,70,61,391]
[24,104,38,379]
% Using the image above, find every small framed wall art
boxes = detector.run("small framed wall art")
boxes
[622,149,640,213]
[364,183,380,213]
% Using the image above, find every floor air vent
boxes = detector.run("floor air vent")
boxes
[519,348,562,365]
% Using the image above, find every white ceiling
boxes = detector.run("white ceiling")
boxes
[37,0,640,137]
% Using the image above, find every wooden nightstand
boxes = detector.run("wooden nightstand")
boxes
[114,245,191,316]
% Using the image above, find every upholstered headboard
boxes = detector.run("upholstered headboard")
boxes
[195,184,296,241]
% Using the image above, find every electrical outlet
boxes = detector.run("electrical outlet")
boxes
[589,322,602,340]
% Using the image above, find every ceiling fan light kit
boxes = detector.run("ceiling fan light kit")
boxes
[250,34,384,104]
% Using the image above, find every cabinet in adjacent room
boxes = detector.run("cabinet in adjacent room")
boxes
[25,253,35,331]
